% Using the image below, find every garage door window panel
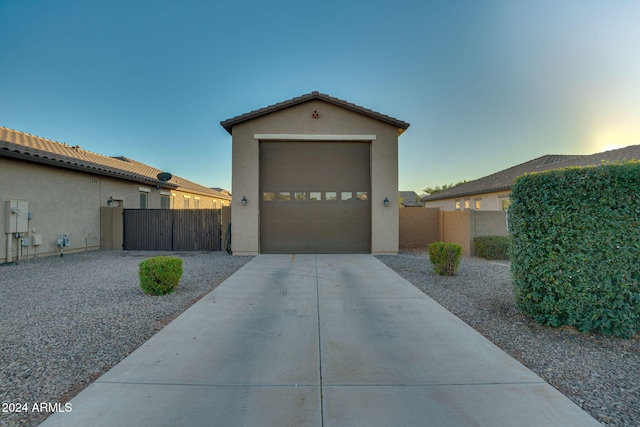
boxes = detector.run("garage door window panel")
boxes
[263,192,275,201]
[279,192,291,201]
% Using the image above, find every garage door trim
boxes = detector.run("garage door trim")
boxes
[255,134,376,141]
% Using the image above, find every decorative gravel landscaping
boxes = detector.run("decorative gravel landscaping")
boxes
[378,251,640,427]
[0,250,252,427]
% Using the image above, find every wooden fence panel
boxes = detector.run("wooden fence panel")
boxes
[123,209,221,251]
[172,210,221,251]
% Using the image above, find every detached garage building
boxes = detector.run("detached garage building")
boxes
[221,91,409,255]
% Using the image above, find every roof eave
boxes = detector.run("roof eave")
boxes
[220,91,410,135]
[1,148,179,189]
[421,185,512,202]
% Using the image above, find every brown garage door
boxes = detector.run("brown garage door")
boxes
[260,141,371,253]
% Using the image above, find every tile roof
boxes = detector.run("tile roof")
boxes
[220,91,410,135]
[0,126,231,200]
[422,145,640,202]
[399,191,422,207]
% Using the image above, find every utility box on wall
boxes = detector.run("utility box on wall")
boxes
[5,200,29,233]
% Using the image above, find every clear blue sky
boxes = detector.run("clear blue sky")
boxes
[2,0,639,194]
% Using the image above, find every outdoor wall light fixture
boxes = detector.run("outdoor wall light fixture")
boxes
[107,197,114,207]
[241,196,247,206]
[384,197,389,207]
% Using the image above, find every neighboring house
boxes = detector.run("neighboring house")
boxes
[221,91,409,255]
[211,187,232,198]
[1,126,231,263]
[399,191,422,207]
[422,145,640,211]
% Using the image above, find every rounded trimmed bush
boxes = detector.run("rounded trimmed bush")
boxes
[139,256,183,295]
[428,242,462,276]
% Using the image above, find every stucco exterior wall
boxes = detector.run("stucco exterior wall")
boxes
[399,207,440,248]
[437,209,509,255]
[1,157,227,262]
[230,99,400,255]
[100,183,228,210]
[474,210,509,237]
[439,210,472,255]
[1,158,103,262]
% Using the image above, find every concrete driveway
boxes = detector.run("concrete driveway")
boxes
[42,254,599,426]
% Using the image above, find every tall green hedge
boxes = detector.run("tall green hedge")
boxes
[509,161,640,338]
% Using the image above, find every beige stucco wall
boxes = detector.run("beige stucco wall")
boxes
[399,207,440,248]
[474,210,509,237]
[167,189,229,210]
[424,190,512,211]
[230,99,401,255]
[1,157,228,262]
[438,209,509,255]
[1,158,103,262]
[439,210,472,255]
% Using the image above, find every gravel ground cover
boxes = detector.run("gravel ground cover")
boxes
[378,251,640,427]
[0,250,252,427]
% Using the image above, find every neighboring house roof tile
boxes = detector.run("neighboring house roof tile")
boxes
[220,91,410,135]
[399,191,422,207]
[0,126,231,200]
[422,145,640,202]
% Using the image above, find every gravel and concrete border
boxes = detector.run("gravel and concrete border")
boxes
[377,251,639,426]
[0,250,252,426]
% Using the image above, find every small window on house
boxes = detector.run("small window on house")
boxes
[194,198,200,209]
[464,199,470,209]
[309,192,321,201]
[160,195,170,209]
[341,192,353,201]
[279,192,290,201]
[475,199,481,210]
[139,192,148,209]
[501,198,511,211]
[455,200,461,210]
[184,198,190,209]
[294,192,306,201]
[326,192,337,201]
[356,191,368,201]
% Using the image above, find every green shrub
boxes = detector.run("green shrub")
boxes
[139,256,183,295]
[474,236,511,260]
[428,242,463,276]
[509,161,640,338]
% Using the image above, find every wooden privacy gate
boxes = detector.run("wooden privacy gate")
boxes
[123,209,221,251]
